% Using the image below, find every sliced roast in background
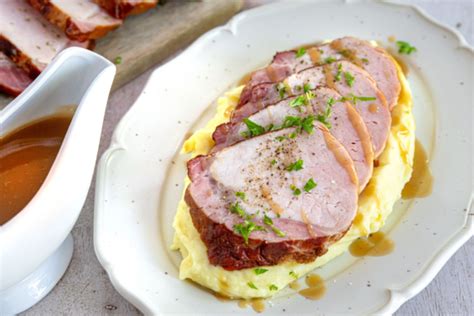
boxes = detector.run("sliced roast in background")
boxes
[28,0,122,42]
[236,61,391,157]
[94,0,158,19]
[213,87,374,191]
[239,37,400,110]
[0,53,32,96]
[0,0,92,78]
[186,124,358,270]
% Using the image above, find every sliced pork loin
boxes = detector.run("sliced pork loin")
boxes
[235,61,391,157]
[186,124,358,270]
[94,0,158,19]
[0,53,32,96]
[239,37,400,110]
[0,0,92,78]
[213,87,374,191]
[28,0,122,41]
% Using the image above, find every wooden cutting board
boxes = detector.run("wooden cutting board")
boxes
[0,0,243,108]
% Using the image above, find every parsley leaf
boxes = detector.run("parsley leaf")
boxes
[114,56,122,65]
[263,214,286,237]
[235,191,246,200]
[301,115,315,134]
[286,159,304,171]
[234,220,265,244]
[303,178,317,192]
[247,282,258,289]
[289,271,298,279]
[230,202,246,217]
[242,118,265,137]
[324,56,336,64]
[396,40,417,54]
[335,63,343,81]
[289,95,307,107]
[269,284,278,291]
[254,268,268,275]
[295,47,307,58]
[340,94,376,104]
[271,159,277,165]
[276,82,287,99]
[344,71,355,87]
[303,83,311,93]
[316,97,334,129]
[290,184,301,196]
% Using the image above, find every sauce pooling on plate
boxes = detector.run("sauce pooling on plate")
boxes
[349,231,394,257]
[402,139,433,199]
[0,114,72,225]
[298,274,326,300]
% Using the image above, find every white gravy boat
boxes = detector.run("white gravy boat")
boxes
[0,48,115,314]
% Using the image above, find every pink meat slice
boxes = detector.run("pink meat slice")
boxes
[239,37,400,110]
[234,61,391,157]
[213,87,374,191]
[0,52,32,96]
[186,124,358,270]
[0,0,92,78]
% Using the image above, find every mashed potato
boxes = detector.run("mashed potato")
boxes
[171,61,415,299]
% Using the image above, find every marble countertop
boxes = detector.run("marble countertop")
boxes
[24,1,473,315]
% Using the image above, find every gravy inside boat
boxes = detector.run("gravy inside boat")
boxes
[0,113,73,225]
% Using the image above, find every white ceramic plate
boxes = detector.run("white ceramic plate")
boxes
[94,1,473,314]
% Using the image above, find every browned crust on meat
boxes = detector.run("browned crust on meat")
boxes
[185,186,347,271]
[28,0,122,41]
[0,36,42,78]
[94,0,158,19]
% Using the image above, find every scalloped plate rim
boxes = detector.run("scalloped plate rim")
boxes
[94,1,474,314]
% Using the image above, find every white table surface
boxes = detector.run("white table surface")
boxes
[23,0,473,315]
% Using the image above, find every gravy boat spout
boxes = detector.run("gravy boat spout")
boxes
[0,48,115,314]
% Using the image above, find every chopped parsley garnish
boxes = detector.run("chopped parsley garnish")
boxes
[289,271,298,279]
[114,56,122,65]
[316,97,334,129]
[288,132,297,139]
[247,281,258,289]
[361,58,369,64]
[301,115,315,134]
[289,95,307,107]
[235,191,246,200]
[396,40,417,54]
[344,71,355,87]
[282,115,302,128]
[263,214,286,237]
[340,94,376,104]
[290,184,301,196]
[230,202,246,217]
[286,159,304,171]
[303,83,311,93]
[276,82,287,99]
[271,159,277,165]
[254,268,268,275]
[241,118,265,138]
[303,178,317,192]
[269,284,278,291]
[324,56,336,64]
[305,90,315,102]
[234,220,265,244]
[295,47,307,58]
[276,135,287,142]
[335,63,343,81]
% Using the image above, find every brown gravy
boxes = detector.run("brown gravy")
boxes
[402,139,433,199]
[0,114,72,225]
[298,273,326,300]
[349,231,394,257]
[238,299,265,313]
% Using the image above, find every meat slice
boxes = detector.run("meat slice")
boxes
[186,124,358,270]
[235,61,391,157]
[213,87,374,191]
[94,0,158,19]
[0,53,32,96]
[0,0,92,78]
[28,0,122,41]
[239,37,400,110]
